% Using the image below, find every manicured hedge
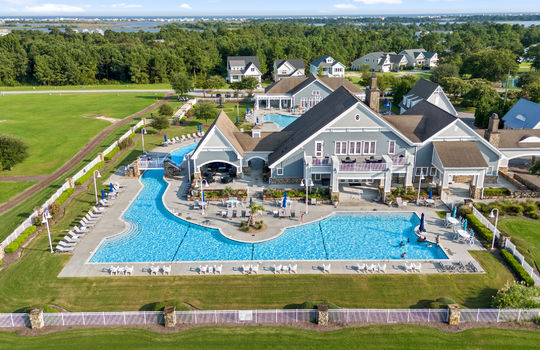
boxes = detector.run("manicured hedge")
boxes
[464,213,493,248]
[4,225,37,253]
[483,188,511,196]
[54,188,74,206]
[74,162,104,185]
[501,249,535,286]
[104,146,120,161]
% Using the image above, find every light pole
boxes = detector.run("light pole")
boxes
[416,170,425,205]
[195,178,209,215]
[300,177,314,214]
[42,210,53,253]
[489,208,499,250]
[141,127,147,153]
[93,170,102,205]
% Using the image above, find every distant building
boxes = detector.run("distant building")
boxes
[0,29,11,36]
[226,56,262,83]
[272,59,305,81]
[501,98,540,130]
[309,55,345,77]
[351,52,407,72]
[399,49,438,68]
[399,78,457,116]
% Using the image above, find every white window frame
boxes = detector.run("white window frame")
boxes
[315,141,323,157]
[276,167,283,176]
[335,141,347,155]
[415,167,428,176]
[312,90,320,96]
[430,167,437,176]
[388,140,396,155]
[349,141,362,155]
[314,173,322,180]
[363,141,376,155]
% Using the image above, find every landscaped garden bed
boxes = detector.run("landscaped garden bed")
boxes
[262,188,331,203]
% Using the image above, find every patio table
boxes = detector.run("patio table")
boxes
[447,217,460,226]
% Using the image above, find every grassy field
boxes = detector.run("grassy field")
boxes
[0,83,172,91]
[1,326,539,349]
[499,217,540,269]
[0,181,36,204]
[0,93,165,176]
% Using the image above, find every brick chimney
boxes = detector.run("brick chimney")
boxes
[365,73,380,113]
[485,113,500,148]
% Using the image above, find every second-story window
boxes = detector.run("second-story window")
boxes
[388,141,396,155]
[315,141,323,157]
[363,141,375,155]
[251,67,255,72]
[349,141,362,155]
[335,141,347,155]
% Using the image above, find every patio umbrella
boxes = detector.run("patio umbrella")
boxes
[419,213,426,232]
[101,189,105,200]
[250,197,253,206]
[256,116,259,125]
[202,192,206,203]
[282,190,288,208]
[164,134,167,142]
[110,182,114,193]
[236,116,239,124]
[429,188,433,199]
[462,219,467,231]
[452,206,457,218]
[246,105,250,113]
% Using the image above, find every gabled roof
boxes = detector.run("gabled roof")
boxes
[405,78,439,100]
[310,55,332,67]
[502,98,540,129]
[400,49,426,57]
[264,74,362,95]
[433,141,488,168]
[227,56,261,71]
[269,86,360,165]
[388,54,406,64]
[274,59,305,70]
[192,111,245,156]
[491,129,540,148]
[423,52,437,59]
[383,100,457,143]
[234,131,294,152]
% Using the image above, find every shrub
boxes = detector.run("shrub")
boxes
[483,188,511,196]
[159,103,174,117]
[492,281,540,308]
[500,249,535,286]
[104,146,120,161]
[74,162,104,185]
[150,115,170,131]
[464,213,493,247]
[119,137,133,150]
[31,216,42,226]
[4,225,37,253]
[0,134,29,170]
[0,260,2,267]
[428,297,456,309]
[48,202,60,219]
[54,188,74,206]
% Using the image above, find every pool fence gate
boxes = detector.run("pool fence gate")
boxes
[2,308,540,329]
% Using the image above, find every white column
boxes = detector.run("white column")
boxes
[383,170,392,193]
[476,170,485,188]
[442,171,450,189]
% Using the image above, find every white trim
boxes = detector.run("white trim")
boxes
[291,77,334,98]
[349,141,363,155]
[363,141,376,155]
[197,159,240,171]
[276,167,283,176]
[192,127,242,160]
[335,141,347,155]
[315,141,323,157]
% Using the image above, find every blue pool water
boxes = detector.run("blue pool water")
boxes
[169,142,198,164]
[262,113,298,128]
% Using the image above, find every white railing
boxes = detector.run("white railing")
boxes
[440,190,454,211]
[1,308,540,328]
[339,162,387,172]
[1,119,146,250]
[173,99,197,119]
[471,206,540,285]
[137,157,167,170]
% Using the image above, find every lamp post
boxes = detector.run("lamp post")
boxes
[141,127,147,153]
[489,208,499,250]
[42,210,53,253]
[195,178,209,215]
[300,177,314,214]
[93,170,102,205]
[416,169,425,205]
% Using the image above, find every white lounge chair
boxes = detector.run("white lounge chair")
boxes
[56,245,74,253]
[163,265,171,275]
[73,226,87,234]
[281,265,289,273]
[356,263,366,273]
[125,266,134,276]
[215,265,222,275]
[396,197,407,207]
[290,264,297,273]
[251,264,259,274]
[92,205,105,213]
[274,264,282,274]
[80,219,96,227]
[242,264,250,274]
[404,263,414,273]
[99,199,111,207]
[366,264,375,273]
[413,263,422,272]
[322,263,331,273]
[58,241,76,248]
[192,133,197,138]
[109,266,118,275]
[150,266,160,275]
[63,235,79,243]
[186,134,192,139]
[67,231,83,239]
[181,135,186,142]
[117,266,125,275]
[378,264,387,273]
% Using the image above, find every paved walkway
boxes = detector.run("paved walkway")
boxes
[59,141,486,277]
[0,94,172,215]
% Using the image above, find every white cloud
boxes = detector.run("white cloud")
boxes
[353,0,402,4]
[5,0,36,4]
[334,4,357,9]
[111,3,143,8]
[25,3,85,13]
[179,3,191,9]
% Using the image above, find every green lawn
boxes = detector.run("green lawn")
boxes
[0,181,36,204]
[499,217,540,269]
[0,93,164,176]
[0,83,172,91]
[1,326,539,350]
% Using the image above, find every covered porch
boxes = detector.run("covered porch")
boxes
[255,95,292,110]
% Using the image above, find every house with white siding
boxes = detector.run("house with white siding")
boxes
[226,56,262,83]
[399,79,457,116]
[309,55,345,77]
[272,59,305,81]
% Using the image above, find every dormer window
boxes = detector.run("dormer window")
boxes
[312,90,320,96]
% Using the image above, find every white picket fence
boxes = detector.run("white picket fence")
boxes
[1,308,539,328]
[471,206,540,285]
[1,119,146,250]
[172,98,197,119]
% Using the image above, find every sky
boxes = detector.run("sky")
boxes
[0,0,538,16]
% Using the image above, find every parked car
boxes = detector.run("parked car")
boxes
[421,66,430,70]
[390,69,398,73]
[225,93,231,98]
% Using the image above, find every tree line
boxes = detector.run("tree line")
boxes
[0,22,538,87]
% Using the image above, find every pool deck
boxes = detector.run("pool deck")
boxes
[59,141,486,278]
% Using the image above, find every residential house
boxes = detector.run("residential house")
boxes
[351,52,407,72]
[399,78,457,117]
[254,74,364,111]
[399,49,438,68]
[309,55,345,77]
[272,59,305,81]
[501,98,540,129]
[226,56,262,83]
[192,80,507,199]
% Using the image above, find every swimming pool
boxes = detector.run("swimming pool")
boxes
[262,113,298,128]
[169,142,198,164]
[90,149,447,263]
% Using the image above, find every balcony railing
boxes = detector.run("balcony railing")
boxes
[390,156,408,165]
[311,157,331,166]
[339,162,386,172]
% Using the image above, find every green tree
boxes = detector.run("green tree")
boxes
[440,77,471,102]
[159,103,174,117]
[430,63,460,84]
[461,49,518,82]
[0,134,29,171]
[170,72,193,96]
[205,75,226,96]
[462,79,499,107]
[530,160,540,176]
[193,102,218,125]
[392,75,419,106]
[517,71,540,88]
[150,115,170,132]
[241,77,260,96]
[520,82,540,103]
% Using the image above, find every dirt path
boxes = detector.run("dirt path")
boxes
[0,94,172,216]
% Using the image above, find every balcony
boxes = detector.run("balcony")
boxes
[311,157,331,166]
[339,162,387,172]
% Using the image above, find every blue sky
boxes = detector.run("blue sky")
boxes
[0,0,538,16]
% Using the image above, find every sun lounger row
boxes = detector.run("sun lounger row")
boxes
[438,261,476,273]
[404,262,422,272]
[161,132,205,146]
[55,206,106,253]
[356,263,386,273]
[148,265,171,275]
[272,264,297,274]
[242,264,259,274]
[198,264,222,275]
[109,266,134,276]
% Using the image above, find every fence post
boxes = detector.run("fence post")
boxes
[214,310,217,324]
[143,312,146,325]
[102,312,106,326]
[407,310,410,323]
[447,305,460,325]
[476,309,480,322]
[295,309,298,323]
[427,309,430,322]
[346,309,349,323]
[82,313,85,326]
[10,314,14,327]
[387,309,390,323]
[123,311,126,325]
[517,309,522,322]
[194,311,197,324]
[367,309,370,322]
[275,309,278,323]
[61,312,65,326]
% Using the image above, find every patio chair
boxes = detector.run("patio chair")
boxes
[290,264,297,273]
[73,226,88,234]
[396,197,407,207]
[251,264,259,274]
[281,265,289,273]
[356,263,366,273]
[274,264,282,274]
[377,264,387,273]
[67,231,83,239]
[366,264,376,273]
[63,235,79,243]
[150,266,160,275]
[207,265,214,274]
[310,198,318,205]
[186,134,192,140]
[58,241,76,248]
[242,264,250,274]
[215,265,222,275]
[163,265,171,275]
[192,133,197,139]
[125,266,134,276]
[413,263,422,272]
[92,206,105,213]
[322,263,331,274]
[109,266,118,275]
[117,266,125,275]
[56,245,74,253]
